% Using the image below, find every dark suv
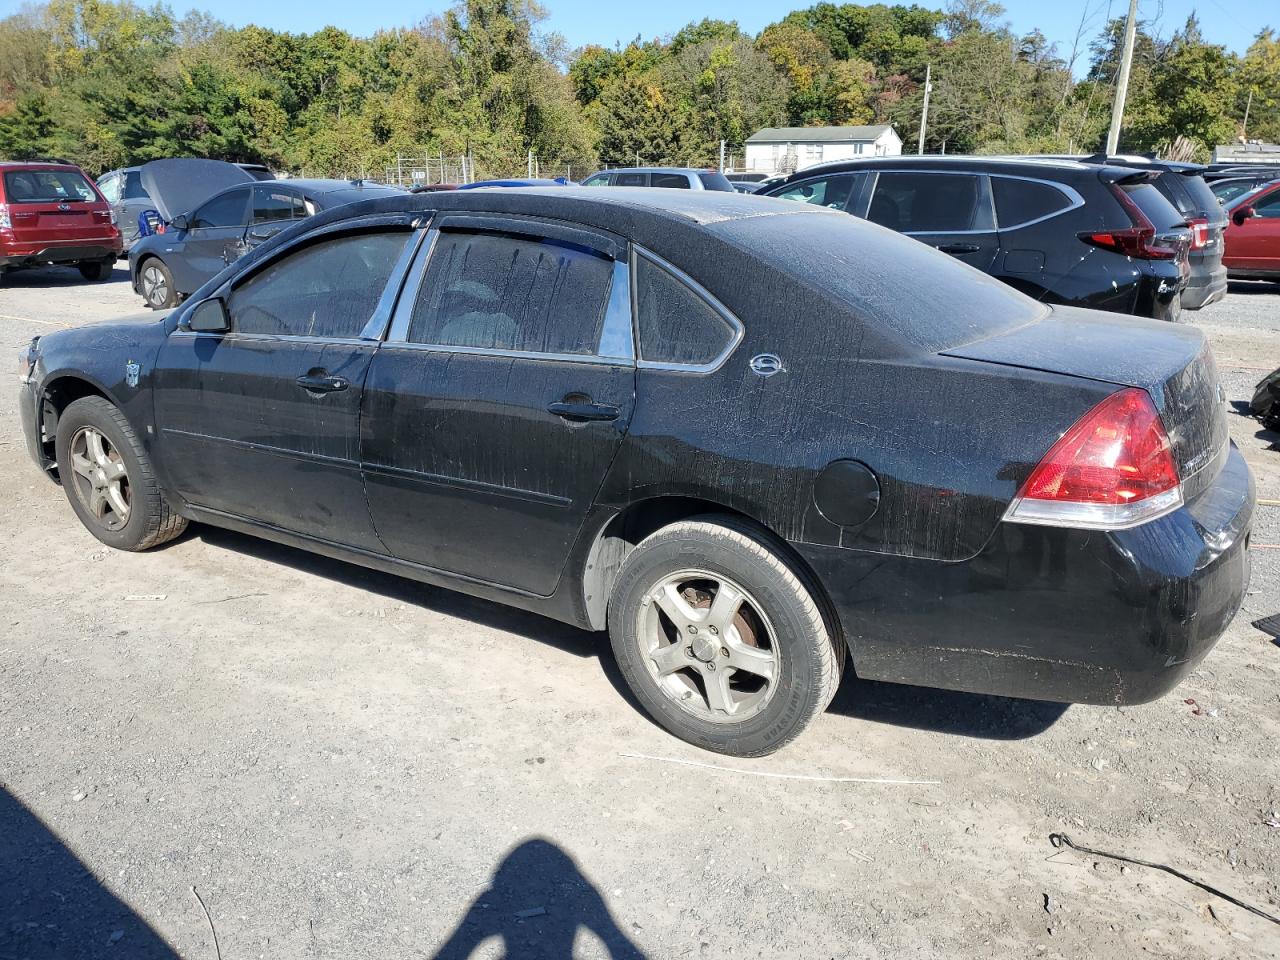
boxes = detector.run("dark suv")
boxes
[760,156,1191,321]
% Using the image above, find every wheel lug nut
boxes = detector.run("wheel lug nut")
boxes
[708,626,719,635]
[720,647,729,658]
[687,625,697,635]
[705,662,716,671]
[685,645,694,658]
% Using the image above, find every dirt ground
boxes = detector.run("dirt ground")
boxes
[2,264,1278,960]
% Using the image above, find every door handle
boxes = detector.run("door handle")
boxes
[547,399,620,422]
[935,242,981,254]
[296,373,349,393]
[249,227,279,242]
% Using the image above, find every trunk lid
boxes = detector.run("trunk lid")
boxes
[2,168,114,244]
[943,305,1230,498]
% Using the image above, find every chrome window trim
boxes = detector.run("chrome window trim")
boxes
[168,331,371,345]
[384,225,635,366]
[631,246,744,375]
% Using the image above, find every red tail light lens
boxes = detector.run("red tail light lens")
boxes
[1080,184,1180,260]
[1005,388,1182,530]
[1187,216,1208,250]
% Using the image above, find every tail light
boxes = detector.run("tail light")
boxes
[0,204,10,230]
[1004,388,1182,530]
[93,209,113,224]
[1186,216,1209,250]
[1078,185,1180,260]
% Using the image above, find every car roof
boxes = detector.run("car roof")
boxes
[597,167,712,175]
[774,154,1138,182]
[0,161,85,172]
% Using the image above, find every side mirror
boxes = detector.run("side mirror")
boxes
[185,297,229,333]
[171,213,190,231]
[1232,205,1256,226]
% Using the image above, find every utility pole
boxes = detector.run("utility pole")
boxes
[917,63,932,155]
[719,139,726,172]
[1242,89,1253,140]
[1105,0,1140,155]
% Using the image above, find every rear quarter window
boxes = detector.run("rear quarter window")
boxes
[635,254,737,366]
[698,172,736,192]
[992,177,1073,228]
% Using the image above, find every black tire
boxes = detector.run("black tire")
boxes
[77,257,114,281]
[608,515,843,756]
[54,396,188,551]
[137,257,176,309]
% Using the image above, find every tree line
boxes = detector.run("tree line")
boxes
[0,0,1277,178]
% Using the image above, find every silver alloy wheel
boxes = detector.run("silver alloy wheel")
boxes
[141,264,168,307]
[68,426,130,531]
[637,569,780,723]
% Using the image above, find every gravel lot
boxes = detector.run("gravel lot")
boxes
[2,266,1278,959]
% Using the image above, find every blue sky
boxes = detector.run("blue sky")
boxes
[2,0,1272,67]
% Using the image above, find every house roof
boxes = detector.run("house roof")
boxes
[746,125,896,144]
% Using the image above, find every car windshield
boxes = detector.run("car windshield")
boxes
[4,169,97,203]
[1225,183,1277,210]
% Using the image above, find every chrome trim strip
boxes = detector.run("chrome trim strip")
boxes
[375,340,627,367]
[597,258,635,362]
[631,245,744,375]
[168,332,370,345]
[359,227,428,341]
[385,227,440,343]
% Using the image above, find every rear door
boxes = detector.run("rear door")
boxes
[651,172,692,189]
[245,184,308,253]
[1,168,108,246]
[182,186,252,285]
[613,172,649,187]
[360,216,635,595]
[865,170,1000,271]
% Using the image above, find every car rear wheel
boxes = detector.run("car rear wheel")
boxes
[54,396,188,551]
[77,257,114,281]
[608,516,843,756]
[138,258,176,309]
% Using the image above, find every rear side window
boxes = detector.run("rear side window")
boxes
[409,231,613,356]
[698,172,735,192]
[868,172,993,233]
[635,254,737,367]
[992,177,1073,228]
[192,188,250,229]
[652,173,691,189]
[615,172,647,187]
[252,186,306,223]
[3,169,97,203]
[775,175,856,210]
[228,231,409,339]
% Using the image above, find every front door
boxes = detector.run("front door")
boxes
[181,186,253,287]
[865,170,1001,272]
[153,227,416,552]
[361,220,635,596]
[1225,185,1280,271]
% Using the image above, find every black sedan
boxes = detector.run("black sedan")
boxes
[128,170,401,309]
[18,188,1254,756]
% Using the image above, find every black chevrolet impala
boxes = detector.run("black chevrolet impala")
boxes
[18,188,1254,756]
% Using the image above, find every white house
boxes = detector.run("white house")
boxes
[742,125,902,174]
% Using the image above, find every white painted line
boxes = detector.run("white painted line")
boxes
[0,313,69,327]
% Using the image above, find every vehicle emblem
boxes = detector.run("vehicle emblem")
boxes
[58,202,70,212]
[125,361,141,388]
[749,354,784,378]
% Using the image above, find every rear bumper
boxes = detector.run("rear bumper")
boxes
[1182,257,1228,310]
[798,443,1255,705]
[1,239,123,267]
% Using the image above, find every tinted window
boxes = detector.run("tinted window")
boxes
[635,255,736,366]
[868,172,992,233]
[1119,183,1184,230]
[698,172,735,192]
[1254,187,1280,218]
[1152,174,1196,216]
[3,169,96,202]
[992,177,1073,228]
[652,173,691,189]
[228,231,409,338]
[191,188,249,228]
[252,186,306,223]
[1211,179,1258,205]
[409,231,612,356]
[775,175,855,210]
[615,173,647,187]
[123,171,148,200]
[1178,174,1220,219]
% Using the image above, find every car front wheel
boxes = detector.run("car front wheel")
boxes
[608,516,843,756]
[54,396,188,551]
[138,258,176,309]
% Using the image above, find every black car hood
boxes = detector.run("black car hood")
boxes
[139,159,253,221]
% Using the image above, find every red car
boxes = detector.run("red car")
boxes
[1222,178,1280,281]
[0,160,122,283]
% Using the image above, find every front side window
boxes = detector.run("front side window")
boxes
[868,172,991,233]
[1252,187,1280,218]
[252,186,306,223]
[191,188,250,229]
[583,175,610,187]
[409,231,613,356]
[775,175,855,210]
[615,172,647,187]
[635,254,737,367]
[3,169,97,203]
[992,177,1073,228]
[227,231,409,339]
